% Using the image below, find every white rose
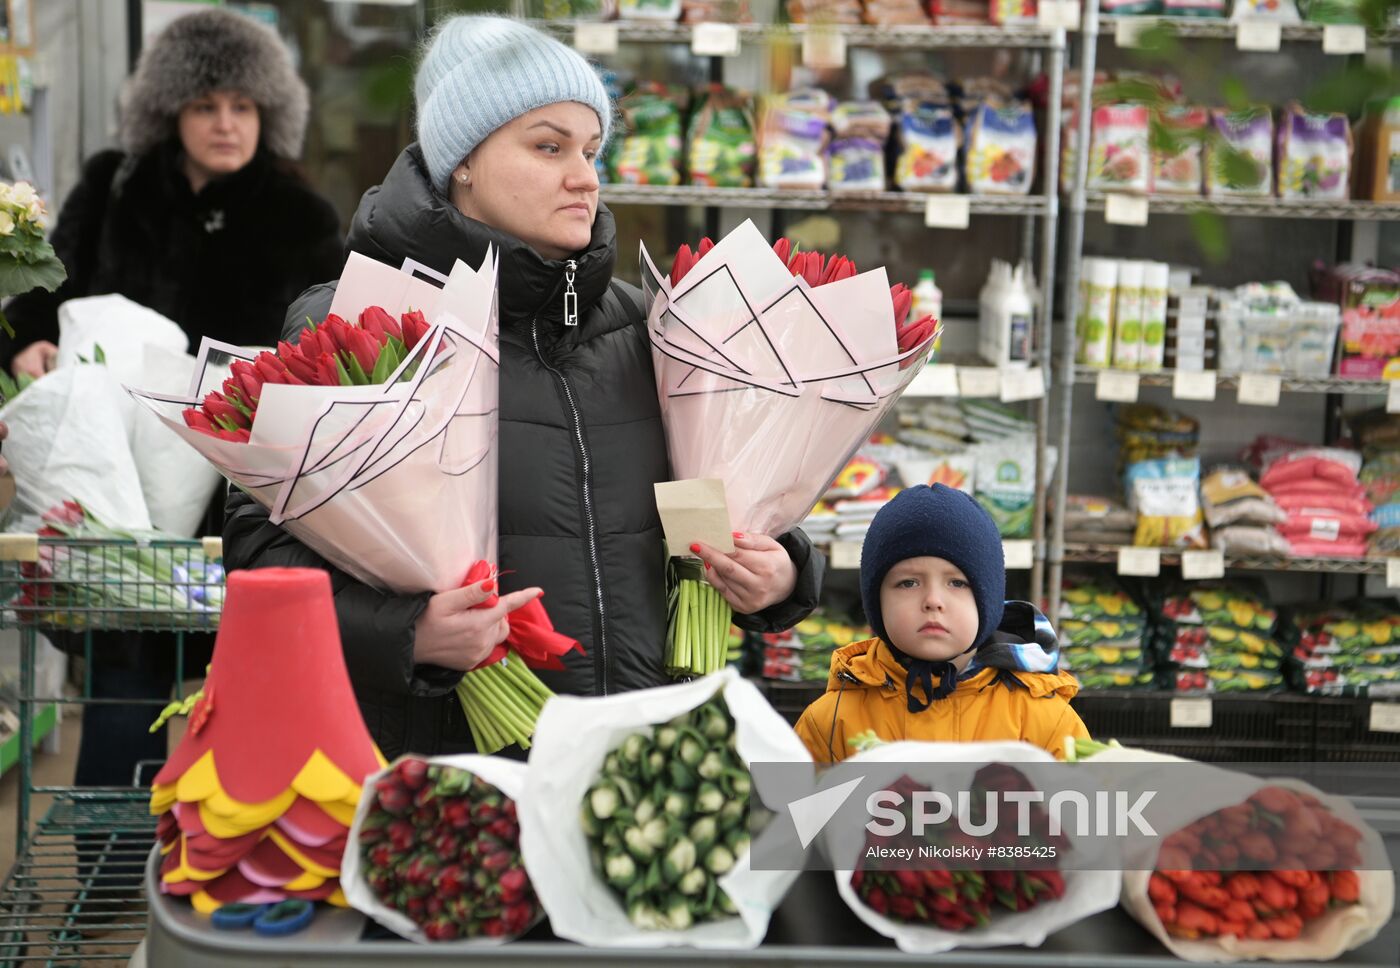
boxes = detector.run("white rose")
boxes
[0,211,16,236]
[9,182,38,210]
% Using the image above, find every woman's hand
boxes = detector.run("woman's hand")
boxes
[11,341,57,379]
[691,532,798,615]
[413,580,544,672]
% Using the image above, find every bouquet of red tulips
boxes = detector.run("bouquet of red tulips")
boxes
[646,222,941,676]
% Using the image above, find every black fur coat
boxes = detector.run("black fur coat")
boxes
[1,140,343,369]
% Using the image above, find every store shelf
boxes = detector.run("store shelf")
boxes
[0,792,152,966]
[602,184,1048,216]
[1061,542,1392,575]
[1072,366,1392,396]
[1084,191,1400,221]
[1098,14,1400,45]
[531,19,1063,50]
[0,703,57,780]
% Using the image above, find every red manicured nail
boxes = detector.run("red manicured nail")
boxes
[481,579,495,593]
[704,562,711,571]
[732,531,745,539]
[690,543,702,554]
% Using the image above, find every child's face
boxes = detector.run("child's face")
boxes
[879,556,980,663]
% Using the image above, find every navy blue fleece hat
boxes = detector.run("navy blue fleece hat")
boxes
[860,484,1006,652]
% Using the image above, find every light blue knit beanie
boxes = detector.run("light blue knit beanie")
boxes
[415,16,613,195]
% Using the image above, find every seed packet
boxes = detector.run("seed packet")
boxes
[1207,107,1273,197]
[894,100,960,192]
[965,101,1036,195]
[687,86,757,188]
[1125,456,1208,549]
[1230,0,1301,21]
[757,90,831,190]
[1151,106,1209,195]
[611,84,687,186]
[1088,104,1150,194]
[829,138,887,192]
[1276,103,1351,200]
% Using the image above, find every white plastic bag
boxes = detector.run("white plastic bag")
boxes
[130,345,222,536]
[341,754,538,946]
[519,668,812,949]
[0,365,151,529]
[57,293,189,421]
[1090,747,1394,963]
[827,741,1123,954]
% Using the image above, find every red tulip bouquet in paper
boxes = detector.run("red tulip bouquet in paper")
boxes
[128,252,580,752]
[640,221,941,676]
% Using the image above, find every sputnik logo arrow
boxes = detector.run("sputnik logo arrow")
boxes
[788,775,866,849]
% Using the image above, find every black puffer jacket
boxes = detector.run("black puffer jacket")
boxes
[1,141,343,367]
[223,145,824,758]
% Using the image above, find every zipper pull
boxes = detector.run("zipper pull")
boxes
[563,260,579,327]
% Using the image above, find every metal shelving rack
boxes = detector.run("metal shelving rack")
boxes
[0,537,221,967]
[1047,9,1400,619]
[565,17,1069,601]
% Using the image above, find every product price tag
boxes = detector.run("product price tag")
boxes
[1388,557,1400,588]
[907,363,960,397]
[1115,17,1152,48]
[1181,549,1226,580]
[1387,380,1400,414]
[1105,193,1149,226]
[801,29,846,68]
[574,22,619,55]
[1038,0,1081,29]
[655,479,735,556]
[830,540,863,570]
[1237,372,1282,407]
[1096,370,1140,403]
[202,537,224,562]
[1171,698,1214,729]
[1323,24,1366,55]
[1173,369,1218,401]
[1370,702,1400,733]
[1001,367,1046,402]
[924,195,971,229]
[1311,518,1342,541]
[1236,20,1282,52]
[958,366,1001,398]
[1117,546,1161,577]
[1003,540,1035,570]
[0,533,38,563]
[692,22,740,56]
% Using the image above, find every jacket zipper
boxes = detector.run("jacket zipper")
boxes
[563,259,579,326]
[531,314,609,695]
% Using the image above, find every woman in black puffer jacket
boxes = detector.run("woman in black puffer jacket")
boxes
[223,16,824,758]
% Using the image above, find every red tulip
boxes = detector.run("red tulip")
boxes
[217,427,251,442]
[314,352,342,387]
[202,392,250,430]
[344,326,380,375]
[891,284,913,328]
[697,236,715,258]
[182,408,215,433]
[820,255,859,286]
[279,342,322,384]
[772,237,792,264]
[670,243,697,287]
[401,310,431,352]
[360,305,402,344]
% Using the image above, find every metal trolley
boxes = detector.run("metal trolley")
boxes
[0,535,222,967]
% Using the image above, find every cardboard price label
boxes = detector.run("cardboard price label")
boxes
[906,363,960,397]
[1105,193,1149,226]
[1003,540,1034,570]
[1371,703,1400,733]
[924,195,971,230]
[1171,698,1214,729]
[1323,24,1366,55]
[1388,557,1400,589]
[1387,380,1400,414]
[801,30,846,68]
[1096,370,1140,403]
[692,22,740,56]
[655,479,735,557]
[1237,372,1282,407]
[958,367,1001,398]
[1173,370,1218,401]
[1117,546,1161,577]
[1037,0,1081,29]
[830,541,863,570]
[1181,549,1226,580]
[574,22,619,55]
[1115,17,1151,48]
[1001,368,1046,403]
[1236,20,1282,52]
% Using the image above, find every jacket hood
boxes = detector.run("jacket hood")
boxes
[120,10,309,160]
[345,144,618,329]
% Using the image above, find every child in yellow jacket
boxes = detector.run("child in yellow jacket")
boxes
[795,484,1089,763]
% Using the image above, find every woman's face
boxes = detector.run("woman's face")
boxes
[178,90,260,183]
[450,102,602,262]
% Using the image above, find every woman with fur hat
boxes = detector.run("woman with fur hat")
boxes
[224,16,824,758]
[1,9,342,377]
[0,11,342,807]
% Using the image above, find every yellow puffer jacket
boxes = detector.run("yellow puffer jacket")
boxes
[794,637,1090,764]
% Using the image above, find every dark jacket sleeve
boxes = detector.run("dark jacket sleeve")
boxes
[1,150,125,371]
[732,527,825,634]
[221,282,458,701]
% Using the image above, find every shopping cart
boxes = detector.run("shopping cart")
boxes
[0,534,223,967]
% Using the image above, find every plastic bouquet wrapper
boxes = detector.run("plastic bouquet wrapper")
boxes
[642,221,940,677]
[825,741,1122,954]
[342,754,542,944]
[128,251,580,752]
[519,668,813,948]
[7,500,223,636]
[1069,740,1394,962]
[150,568,386,913]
